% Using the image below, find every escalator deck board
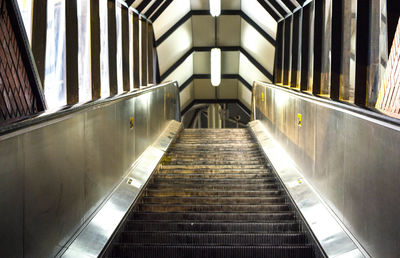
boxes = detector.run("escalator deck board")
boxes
[103,129,323,258]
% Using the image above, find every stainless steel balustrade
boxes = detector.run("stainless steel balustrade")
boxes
[0,81,180,258]
[251,81,400,258]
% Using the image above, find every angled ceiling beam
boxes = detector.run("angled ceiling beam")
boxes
[155,10,276,47]
[180,74,252,93]
[136,0,151,12]
[150,0,173,21]
[125,0,135,7]
[265,0,289,17]
[280,0,297,12]
[144,0,163,17]
[160,47,273,82]
[256,0,282,21]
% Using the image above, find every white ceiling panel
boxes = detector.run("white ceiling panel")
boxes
[222,51,239,74]
[180,82,194,109]
[193,52,210,74]
[238,81,252,108]
[163,53,194,87]
[153,0,191,39]
[240,19,275,75]
[194,79,216,99]
[241,0,277,39]
[217,15,241,46]
[218,79,238,99]
[157,19,193,75]
[190,0,208,10]
[239,52,270,85]
[221,0,241,10]
[192,16,215,47]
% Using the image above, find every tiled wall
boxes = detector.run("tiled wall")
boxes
[0,0,41,126]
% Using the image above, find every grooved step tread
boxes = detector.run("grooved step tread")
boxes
[104,128,321,258]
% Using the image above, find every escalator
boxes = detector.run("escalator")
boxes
[103,128,324,258]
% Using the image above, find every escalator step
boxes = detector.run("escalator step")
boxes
[115,232,308,245]
[129,212,297,221]
[141,196,286,205]
[136,204,291,212]
[123,221,301,232]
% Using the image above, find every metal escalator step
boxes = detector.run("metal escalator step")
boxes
[141,196,286,205]
[144,189,284,197]
[103,128,322,258]
[129,212,297,221]
[115,232,308,245]
[152,178,277,185]
[148,183,280,191]
[106,245,314,258]
[155,173,274,179]
[123,221,301,232]
[136,204,291,212]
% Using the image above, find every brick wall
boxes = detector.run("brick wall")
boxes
[0,0,43,126]
[376,18,400,119]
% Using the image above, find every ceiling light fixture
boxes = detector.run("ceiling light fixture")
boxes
[209,0,221,17]
[211,48,221,87]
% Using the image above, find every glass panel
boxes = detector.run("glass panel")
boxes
[44,0,66,109]
[100,0,110,98]
[340,0,357,102]
[77,0,91,103]
[320,0,332,96]
[16,0,33,43]
[116,2,123,93]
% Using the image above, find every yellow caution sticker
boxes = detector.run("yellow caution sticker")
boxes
[130,117,134,129]
[297,113,302,127]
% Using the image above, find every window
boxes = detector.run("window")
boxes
[16,0,33,43]
[44,0,66,109]
[77,0,91,103]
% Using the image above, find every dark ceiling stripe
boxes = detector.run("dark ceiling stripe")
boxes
[160,47,274,82]
[144,0,163,17]
[241,12,276,46]
[180,74,243,92]
[150,0,172,21]
[181,99,250,116]
[295,0,307,6]
[136,0,151,12]
[160,49,194,81]
[266,0,289,17]
[239,47,274,81]
[280,0,297,12]
[126,0,135,7]
[155,11,276,47]
[256,0,281,21]
[155,12,191,45]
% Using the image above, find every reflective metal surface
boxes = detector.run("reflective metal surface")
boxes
[62,120,182,258]
[252,81,400,257]
[249,120,365,258]
[0,82,180,257]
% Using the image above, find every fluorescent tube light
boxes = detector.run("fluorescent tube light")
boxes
[211,48,221,87]
[209,0,221,17]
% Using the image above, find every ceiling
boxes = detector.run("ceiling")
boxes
[124,0,306,113]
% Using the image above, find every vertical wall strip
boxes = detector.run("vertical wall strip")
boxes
[108,0,118,95]
[121,6,130,91]
[31,0,47,87]
[141,19,148,86]
[355,0,371,106]
[330,0,343,100]
[132,12,140,88]
[291,10,301,89]
[148,23,155,84]
[90,0,101,99]
[300,3,311,91]
[313,0,323,95]
[65,0,79,104]
[283,17,292,85]
[274,21,284,84]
